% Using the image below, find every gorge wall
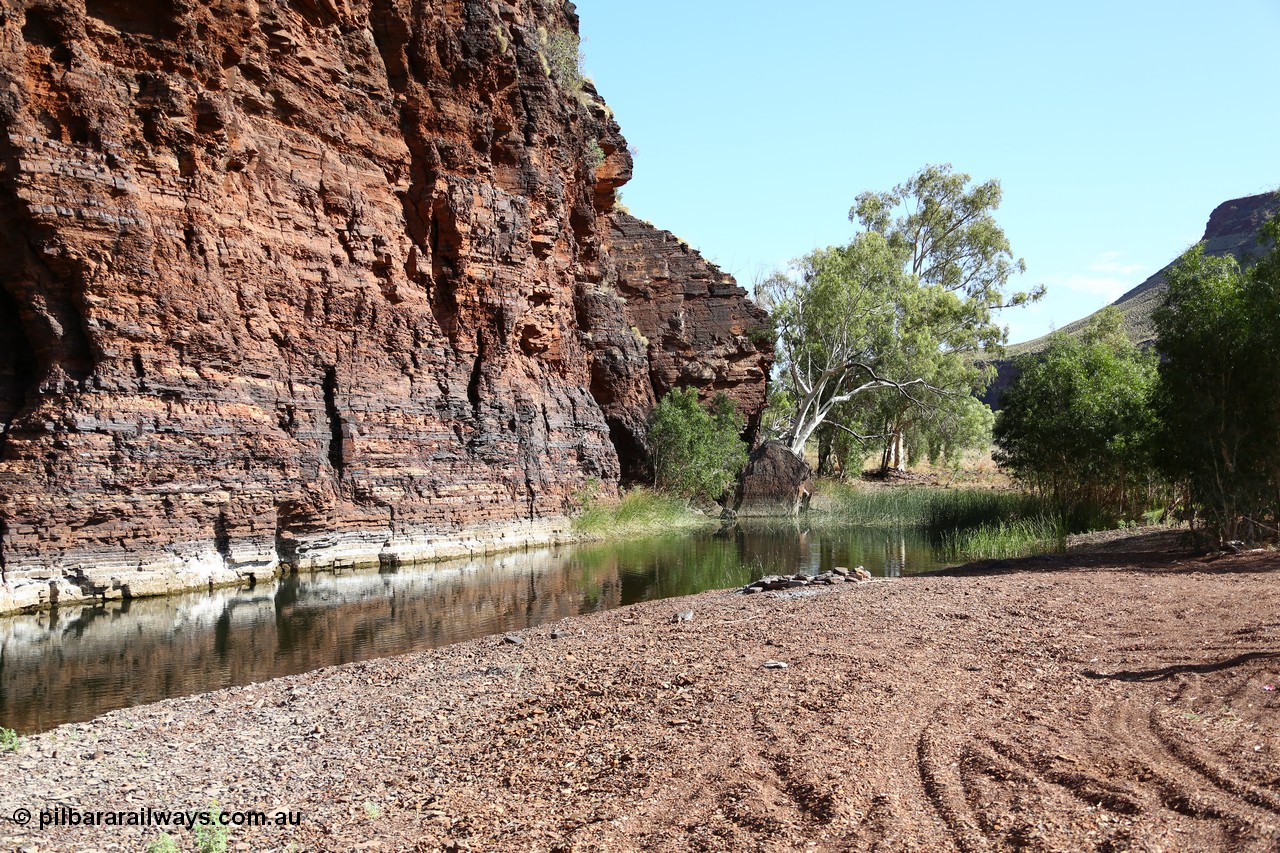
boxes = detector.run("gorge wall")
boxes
[0,0,771,613]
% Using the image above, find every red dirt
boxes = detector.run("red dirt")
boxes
[2,533,1278,852]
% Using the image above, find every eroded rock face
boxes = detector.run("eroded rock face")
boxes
[0,0,767,612]
[586,212,772,482]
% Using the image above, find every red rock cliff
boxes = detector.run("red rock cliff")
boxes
[0,0,769,612]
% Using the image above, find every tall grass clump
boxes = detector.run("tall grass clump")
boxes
[936,516,1067,561]
[822,482,1053,530]
[920,490,1056,535]
[572,487,711,541]
[820,482,1070,560]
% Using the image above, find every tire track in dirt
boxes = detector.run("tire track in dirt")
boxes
[1107,682,1280,848]
[1149,677,1280,815]
[916,707,991,853]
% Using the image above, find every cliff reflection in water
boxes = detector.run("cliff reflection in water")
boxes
[0,524,945,733]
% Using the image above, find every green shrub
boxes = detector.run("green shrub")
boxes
[994,308,1163,523]
[649,389,749,503]
[145,834,180,853]
[1154,221,1280,543]
[0,727,19,752]
[194,803,229,853]
[538,26,584,91]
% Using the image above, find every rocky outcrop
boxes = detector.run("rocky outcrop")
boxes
[0,0,769,613]
[587,212,772,481]
[733,440,814,517]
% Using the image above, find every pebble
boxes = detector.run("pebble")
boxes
[550,628,569,639]
[672,610,694,623]
[503,634,524,646]
[762,660,789,669]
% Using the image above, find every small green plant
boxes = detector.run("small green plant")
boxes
[363,800,382,819]
[145,833,180,853]
[538,25,584,91]
[586,139,605,170]
[745,321,774,347]
[493,25,509,55]
[194,802,229,853]
[0,727,19,753]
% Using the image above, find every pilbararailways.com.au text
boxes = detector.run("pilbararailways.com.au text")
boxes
[17,805,303,830]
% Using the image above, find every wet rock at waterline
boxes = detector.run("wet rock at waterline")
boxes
[739,568,871,594]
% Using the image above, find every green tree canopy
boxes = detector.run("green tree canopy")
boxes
[761,164,1039,459]
[993,308,1160,520]
[1153,220,1280,542]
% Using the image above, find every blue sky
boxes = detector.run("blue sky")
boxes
[573,0,1280,343]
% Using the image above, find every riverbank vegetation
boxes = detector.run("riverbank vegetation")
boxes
[571,487,712,541]
[649,388,748,504]
[581,174,1277,553]
[757,164,1040,461]
[1152,222,1280,543]
[818,482,1066,559]
[994,308,1163,526]
[995,220,1280,545]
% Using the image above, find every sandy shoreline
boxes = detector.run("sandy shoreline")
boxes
[1,535,1278,852]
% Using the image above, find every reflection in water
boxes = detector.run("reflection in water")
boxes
[0,523,946,733]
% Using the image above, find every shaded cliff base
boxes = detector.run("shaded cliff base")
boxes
[0,516,574,616]
[2,535,1278,852]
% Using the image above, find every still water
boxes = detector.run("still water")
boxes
[0,523,949,733]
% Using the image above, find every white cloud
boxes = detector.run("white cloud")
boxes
[1043,251,1148,303]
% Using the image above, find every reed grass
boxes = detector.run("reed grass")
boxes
[935,516,1067,560]
[820,482,1069,559]
[821,482,1050,530]
[572,487,712,540]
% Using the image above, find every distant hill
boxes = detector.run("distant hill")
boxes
[983,190,1280,406]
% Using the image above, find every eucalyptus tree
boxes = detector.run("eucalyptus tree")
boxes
[761,164,1039,461]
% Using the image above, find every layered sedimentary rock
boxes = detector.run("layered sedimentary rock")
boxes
[587,212,771,481]
[0,0,769,613]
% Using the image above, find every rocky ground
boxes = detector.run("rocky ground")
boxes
[2,532,1278,852]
